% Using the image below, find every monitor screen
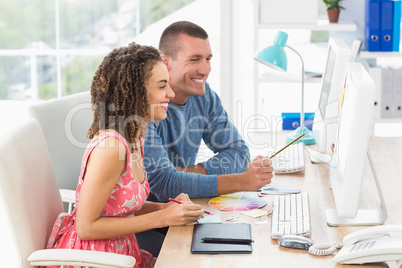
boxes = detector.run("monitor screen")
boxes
[313,38,351,155]
[318,47,336,119]
[325,62,387,226]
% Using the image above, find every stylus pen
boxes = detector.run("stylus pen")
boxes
[201,237,254,244]
[269,132,306,159]
[168,198,212,215]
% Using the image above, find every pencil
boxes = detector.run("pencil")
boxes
[269,132,306,159]
[169,198,183,204]
[169,198,212,215]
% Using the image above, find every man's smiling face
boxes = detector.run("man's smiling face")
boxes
[164,34,212,105]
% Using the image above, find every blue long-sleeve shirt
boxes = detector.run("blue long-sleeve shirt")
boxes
[143,84,250,201]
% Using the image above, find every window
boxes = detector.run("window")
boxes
[0,0,194,100]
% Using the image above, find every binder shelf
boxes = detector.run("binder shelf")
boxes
[360,51,402,58]
[258,20,357,31]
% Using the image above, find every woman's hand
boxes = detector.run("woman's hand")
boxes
[155,193,203,226]
[161,201,203,226]
[172,193,192,203]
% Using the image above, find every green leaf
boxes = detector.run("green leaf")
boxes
[322,0,345,10]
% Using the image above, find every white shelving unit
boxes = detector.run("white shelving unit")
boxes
[258,70,323,83]
[359,51,402,59]
[258,20,357,31]
[253,0,357,127]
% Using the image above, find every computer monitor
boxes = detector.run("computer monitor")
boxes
[325,62,387,226]
[312,38,352,158]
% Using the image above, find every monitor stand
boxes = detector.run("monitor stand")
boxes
[305,146,331,164]
[325,150,388,226]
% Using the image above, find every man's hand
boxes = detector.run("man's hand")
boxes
[217,155,274,195]
[242,155,274,190]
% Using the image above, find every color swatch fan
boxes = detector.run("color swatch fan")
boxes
[209,194,267,211]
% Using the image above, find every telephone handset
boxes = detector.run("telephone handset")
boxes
[333,225,402,268]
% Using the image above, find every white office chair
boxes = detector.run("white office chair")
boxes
[0,118,135,267]
[28,91,93,191]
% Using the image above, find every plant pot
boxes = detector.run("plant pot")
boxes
[327,9,340,23]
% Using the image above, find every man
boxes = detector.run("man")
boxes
[138,21,274,257]
[143,21,273,201]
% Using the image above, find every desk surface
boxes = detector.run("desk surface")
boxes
[155,135,402,267]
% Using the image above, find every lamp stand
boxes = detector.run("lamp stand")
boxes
[285,45,315,145]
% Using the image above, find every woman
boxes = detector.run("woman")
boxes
[46,42,204,267]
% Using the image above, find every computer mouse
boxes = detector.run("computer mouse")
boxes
[278,235,314,250]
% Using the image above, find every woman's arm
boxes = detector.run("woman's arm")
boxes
[135,202,167,216]
[76,137,203,240]
[135,193,193,216]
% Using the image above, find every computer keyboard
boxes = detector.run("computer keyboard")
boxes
[271,142,305,173]
[270,192,311,239]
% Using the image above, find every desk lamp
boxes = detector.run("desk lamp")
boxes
[254,31,315,145]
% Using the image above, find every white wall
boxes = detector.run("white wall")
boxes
[333,0,366,48]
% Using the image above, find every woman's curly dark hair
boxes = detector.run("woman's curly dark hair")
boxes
[87,42,162,144]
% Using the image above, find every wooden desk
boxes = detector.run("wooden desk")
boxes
[155,135,402,267]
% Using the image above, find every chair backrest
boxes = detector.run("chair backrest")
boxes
[28,91,93,190]
[0,118,64,267]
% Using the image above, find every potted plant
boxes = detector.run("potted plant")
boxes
[323,0,345,23]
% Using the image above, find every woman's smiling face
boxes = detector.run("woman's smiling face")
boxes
[145,61,175,122]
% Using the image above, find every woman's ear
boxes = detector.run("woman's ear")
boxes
[161,54,171,71]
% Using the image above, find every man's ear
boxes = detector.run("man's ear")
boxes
[161,54,171,71]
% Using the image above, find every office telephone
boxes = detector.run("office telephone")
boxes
[333,225,402,268]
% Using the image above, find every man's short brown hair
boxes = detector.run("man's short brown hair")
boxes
[159,21,208,59]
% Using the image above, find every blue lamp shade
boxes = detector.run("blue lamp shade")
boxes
[254,31,289,72]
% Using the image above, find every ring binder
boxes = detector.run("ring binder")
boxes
[381,0,394,51]
[365,0,381,51]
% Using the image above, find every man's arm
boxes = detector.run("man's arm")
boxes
[174,158,273,195]
[144,123,217,201]
[175,164,207,175]
[181,88,273,193]
[199,88,250,175]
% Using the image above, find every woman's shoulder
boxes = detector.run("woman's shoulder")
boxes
[93,131,128,159]
[92,139,125,164]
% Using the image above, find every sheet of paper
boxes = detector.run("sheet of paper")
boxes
[240,208,268,218]
[197,214,222,224]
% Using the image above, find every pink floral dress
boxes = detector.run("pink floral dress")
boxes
[46,131,156,268]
